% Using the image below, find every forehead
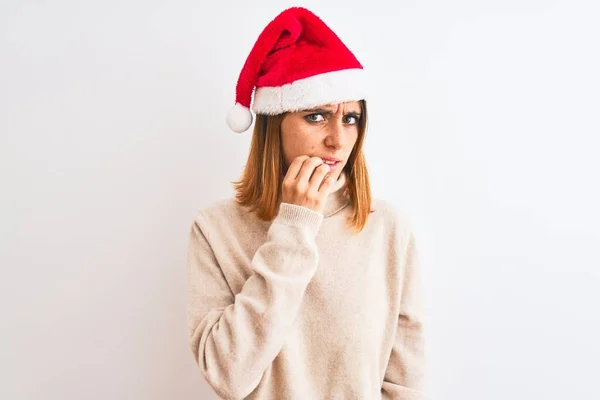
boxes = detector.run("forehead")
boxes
[305,101,362,113]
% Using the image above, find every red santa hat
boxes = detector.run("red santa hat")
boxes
[226,7,368,133]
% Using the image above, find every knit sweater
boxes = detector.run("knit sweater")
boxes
[186,172,427,400]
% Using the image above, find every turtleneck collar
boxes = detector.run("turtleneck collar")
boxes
[323,170,351,217]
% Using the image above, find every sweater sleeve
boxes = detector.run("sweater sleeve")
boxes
[381,231,428,400]
[186,203,323,400]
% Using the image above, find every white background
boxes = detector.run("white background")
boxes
[2,0,599,399]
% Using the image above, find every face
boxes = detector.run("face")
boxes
[280,101,362,181]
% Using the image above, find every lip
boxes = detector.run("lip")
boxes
[326,161,341,171]
[320,157,342,170]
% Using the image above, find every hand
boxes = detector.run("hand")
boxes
[281,156,336,214]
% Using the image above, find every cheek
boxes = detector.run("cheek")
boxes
[345,128,359,149]
[281,122,316,160]
[341,130,359,161]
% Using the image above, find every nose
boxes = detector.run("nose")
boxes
[324,119,344,150]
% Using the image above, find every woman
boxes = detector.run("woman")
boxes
[187,7,427,400]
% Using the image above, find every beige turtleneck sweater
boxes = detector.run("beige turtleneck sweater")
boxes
[186,172,427,399]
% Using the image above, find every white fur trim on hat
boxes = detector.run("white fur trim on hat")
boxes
[252,68,368,114]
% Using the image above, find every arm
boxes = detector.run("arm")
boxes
[187,203,322,400]
[381,232,428,400]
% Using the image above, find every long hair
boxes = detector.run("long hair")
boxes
[233,100,372,233]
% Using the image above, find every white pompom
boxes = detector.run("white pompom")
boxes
[226,103,253,133]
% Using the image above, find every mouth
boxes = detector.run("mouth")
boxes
[321,158,342,170]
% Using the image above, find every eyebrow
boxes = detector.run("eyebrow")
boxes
[304,107,361,116]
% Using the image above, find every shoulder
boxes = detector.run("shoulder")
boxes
[192,197,240,225]
[190,197,264,239]
[195,197,237,218]
[367,197,417,258]
[370,197,415,233]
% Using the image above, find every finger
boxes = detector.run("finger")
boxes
[284,155,310,181]
[308,163,331,190]
[297,157,324,184]
[318,174,337,194]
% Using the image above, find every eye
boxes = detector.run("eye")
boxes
[305,113,325,123]
[344,115,359,125]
